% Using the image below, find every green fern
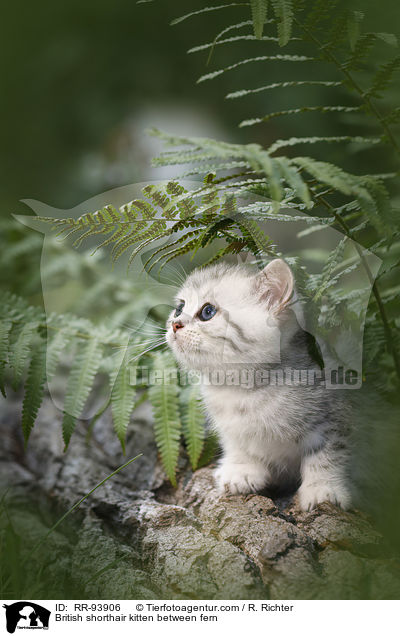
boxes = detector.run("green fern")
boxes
[197,54,314,83]
[110,340,137,453]
[226,80,343,99]
[170,4,247,26]
[239,105,361,128]
[180,385,205,470]
[271,0,293,46]
[0,320,12,396]
[9,323,39,391]
[45,328,72,379]
[148,351,181,486]
[250,0,268,39]
[62,337,103,449]
[21,341,46,446]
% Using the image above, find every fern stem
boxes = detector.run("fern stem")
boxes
[85,396,111,443]
[318,195,400,380]
[293,17,400,157]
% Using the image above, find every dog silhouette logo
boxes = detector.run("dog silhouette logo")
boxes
[3,602,50,633]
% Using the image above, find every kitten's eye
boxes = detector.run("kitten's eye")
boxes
[174,301,185,318]
[199,303,217,321]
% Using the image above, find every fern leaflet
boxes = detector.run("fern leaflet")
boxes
[250,0,268,39]
[21,341,46,445]
[9,323,38,391]
[148,352,181,485]
[62,337,103,449]
[110,340,137,453]
[181,385,205,470]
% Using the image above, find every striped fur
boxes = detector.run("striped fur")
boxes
[166,260,352,510]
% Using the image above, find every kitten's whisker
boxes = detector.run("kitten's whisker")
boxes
[131,337,166,348]
[131,328,167,338]
[128,339,167,362]
[157,262,186,287]
[110,335,166,360]
[121,320,167,337]
[174,260,189,284]
[123,317,167,330]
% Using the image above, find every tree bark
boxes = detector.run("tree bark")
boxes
[1,395,399,599]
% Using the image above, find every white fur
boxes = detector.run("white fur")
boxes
[166,260,351,510]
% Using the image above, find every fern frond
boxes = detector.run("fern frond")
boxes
[342,32,382,70]
[319,262,361,301]
[46,328,71,379]
[62,337,103,449]
[211,19,253,42]
[9,322,38,391]
[181,385,205,470]
[275,156,310,206]
[346,10,364,52]
[240,105,361,127]
[110,342,136,453]
[148,352,181,486]
[363,320,387,364]
[21,341,46,445]
[238,218,276,257]
[197,54,313,83]
[303,0,333,33]
[145,229,204,273]
[226,80,342,99]
[72,225,110,250]
[189,34,292,53]
[250,0,268,39]
[143,183,181,219]
[112,219,167,263]
[271,0,293,46]
[297,223,333,238]
[367,55,400,98]
[292,157,391,236]
[201,239,248,265]
[171,3,247,26]
[191,217,233,258]
[268,135,381,153]
[197,431,220,468]
[179,162,250,179]
[89,227,129,255]
[238,203,332,225]
[159,236,204,273]
[383,107,400,126]
[314,237,347,301]
[0,320,12,396]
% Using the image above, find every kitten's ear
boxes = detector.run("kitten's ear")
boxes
[254,259,294,312]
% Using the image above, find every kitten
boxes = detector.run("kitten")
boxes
[166,259,352,510]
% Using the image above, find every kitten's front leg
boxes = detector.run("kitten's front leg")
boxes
[298,443,351,510]
[215,455,270,495]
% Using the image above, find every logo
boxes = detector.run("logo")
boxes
[3,603,51,633]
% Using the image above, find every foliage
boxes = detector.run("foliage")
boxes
[2,0,400,483]
[0,287,215,478]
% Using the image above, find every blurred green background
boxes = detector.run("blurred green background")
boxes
[1,0,399,217]
[1,0,399,307]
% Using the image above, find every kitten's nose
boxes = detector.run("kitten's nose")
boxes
[172,321,184,333]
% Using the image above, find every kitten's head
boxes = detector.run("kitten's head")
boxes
[166,259,297,371]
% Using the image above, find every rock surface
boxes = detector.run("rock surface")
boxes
[1,395,399,600]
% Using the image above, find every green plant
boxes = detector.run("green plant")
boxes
[0,454,141,598]
[2,0,400,483]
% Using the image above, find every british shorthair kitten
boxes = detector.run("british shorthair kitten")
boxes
[166,259,352,510]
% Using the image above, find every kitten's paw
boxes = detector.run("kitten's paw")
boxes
[215,462,268,495]
[298,481,351,511]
